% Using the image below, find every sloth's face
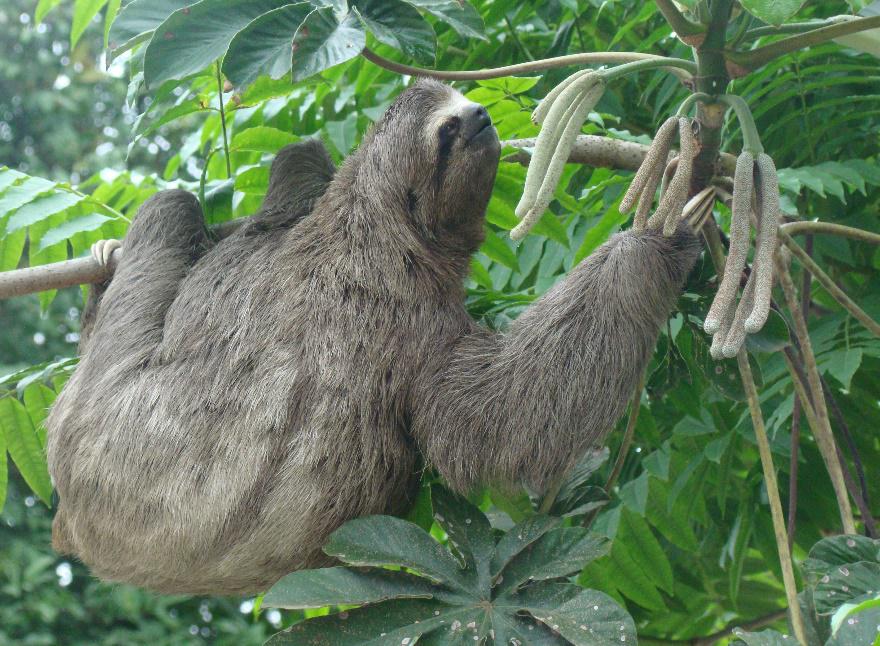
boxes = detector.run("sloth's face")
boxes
[365,80,501,246]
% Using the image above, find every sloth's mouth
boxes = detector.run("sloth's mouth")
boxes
[467,122,495,145]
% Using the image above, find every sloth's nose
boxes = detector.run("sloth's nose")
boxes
[461,104,492,142]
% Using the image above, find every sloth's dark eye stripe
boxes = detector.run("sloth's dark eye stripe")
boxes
[435,118,459,187]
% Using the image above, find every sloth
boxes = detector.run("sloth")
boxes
[46,79,701,595]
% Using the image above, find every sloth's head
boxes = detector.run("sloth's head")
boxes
[355,79,501,250]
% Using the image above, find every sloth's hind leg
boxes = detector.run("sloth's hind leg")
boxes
[81,190,209,365]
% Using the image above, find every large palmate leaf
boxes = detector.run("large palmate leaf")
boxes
[264,485,630,645]
[142,0,284,86]
[222,3,313,87]
[406,0,486,40]
[352,0,436,62]
[802,535,880,615]
[291,8,367,82]
[107,0,195,57]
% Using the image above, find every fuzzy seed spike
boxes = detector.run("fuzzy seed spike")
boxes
[515,73,602,219]
[704,151,754,334]
[654,118,696,236]
[531,69,592,125]
[710,297,736,360]
[621,116,678,215]
[722,270,757,358]
[511,82,606,241]
[745,153,780,334]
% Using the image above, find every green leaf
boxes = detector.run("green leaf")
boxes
[6,191,85,233]
[738,0,807,26]
[520,588,638,646]
[827,602,880,646]
[37,214,114,251]
[0,397,53,506]
[264,567,435,609]
[490,515,560,578]
[35,0,63,23]
[607,540,666,610]
[222,3,313,88]
[323,515,469,590]
[0,228,26,272]
[108,0,195,57]
[266,599,476,645]
[0,176,56,216]
[71,0,109,47]
[143,0,284,87]
[22,384,57,447]
[431,486,494,590]
[477,76,541,95]
[291,8,366,82]
[405,0,486,40]
[481,228,519,271]
[234,167,270,195]
[496,527,610,595]
[821,348,864,389]
[231,126,299,153]
[814,562,880,614]
[618,507,674,594]
[325,113,359,154]
[732,628,798,645]
[103,0,121,47]
[745,310,791,353]
[805,535,880,573]
[353,0,436,62]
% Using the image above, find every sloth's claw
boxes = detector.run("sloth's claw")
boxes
[91,239,123,267]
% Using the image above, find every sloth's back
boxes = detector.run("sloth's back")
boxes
[47,221,424,594]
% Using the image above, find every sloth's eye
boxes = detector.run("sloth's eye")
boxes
[439,118,460,140]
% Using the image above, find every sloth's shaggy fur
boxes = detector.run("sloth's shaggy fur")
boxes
[47,80,701,595]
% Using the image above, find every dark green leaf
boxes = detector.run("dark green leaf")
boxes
[523,588,638,646]
[0,397,52,505]
[222,3,313,88]
[738,0,806,26]
[108,0,194,55]
[490,515,560,578]
[405,0,486,40]
[324,515,469,591]
[143,0,284,86]
[814,562,880,614]
[353,0,435,62]
[806,535,880,573]
[731,628,798,645]
[263,566,435,609]
[291,8,366,82]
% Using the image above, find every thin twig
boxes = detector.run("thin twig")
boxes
[744,16,856,40]
[776,253,857,534]
[780,221,880,245]
[780,229,880,338]
[360,47,698,80]
[216,64,232,179]
[727,15,880,73]
[735,350,807,646]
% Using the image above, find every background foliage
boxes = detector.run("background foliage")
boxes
[0,0,878,644]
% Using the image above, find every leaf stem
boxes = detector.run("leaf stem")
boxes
[599,57,695,83]
[775,252,857,534]
[360,47,697,81]
[717,94,763,154]
[654,0,706,41]
[780,229,880,337]
[735,350,807,646]
[215,63,232,179]
[676,91,714,116]
[744,16,858,40]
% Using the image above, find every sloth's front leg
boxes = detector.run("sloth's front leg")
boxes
[91,239,123,267]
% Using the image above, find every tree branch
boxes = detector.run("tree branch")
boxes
[360,47,697,81]
[780,229,880,338]
[780,221,880,245]
[503,135,738,174]
[0,215,253,300]
[727,15,880,74]
[654,0,706,44]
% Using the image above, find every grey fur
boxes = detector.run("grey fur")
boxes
[46,80,700,595]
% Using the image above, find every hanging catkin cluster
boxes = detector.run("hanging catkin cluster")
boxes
[619,116,698,236]
[511,70,606,241]
[703,151,780,358]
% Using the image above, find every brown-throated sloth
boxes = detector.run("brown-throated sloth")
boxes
[47,80,701,595]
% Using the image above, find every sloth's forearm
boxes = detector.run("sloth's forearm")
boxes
[412,226,701,493]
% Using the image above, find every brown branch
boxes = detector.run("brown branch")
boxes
[655,0,707,44]
[780,221,880,245]
[780,229,880,338]
[727,15,880,73]
[0,215,253,300]
[776,252,857,534]
[502,135,738,174]
[360,47,697,81]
